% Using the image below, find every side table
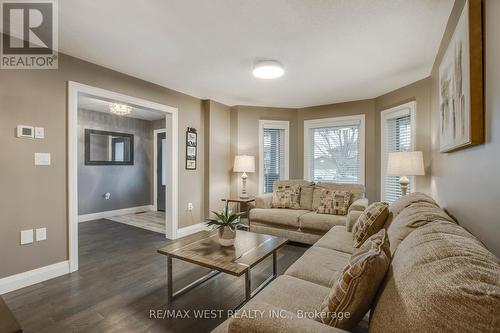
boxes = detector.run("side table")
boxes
[221,197,255,230]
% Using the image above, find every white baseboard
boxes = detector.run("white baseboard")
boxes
[176,222,210,238]
[78,205,154,223]
[0,261,70,295]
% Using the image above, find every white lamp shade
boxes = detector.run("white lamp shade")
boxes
[387,151,425,176]
[233,155,255,173]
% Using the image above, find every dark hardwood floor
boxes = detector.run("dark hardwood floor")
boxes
[4,219,307,333]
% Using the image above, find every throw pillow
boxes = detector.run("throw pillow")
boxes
[316,189,351,215]
[352,202,389,248]
[271,184,301,209]
[320,229,391,329]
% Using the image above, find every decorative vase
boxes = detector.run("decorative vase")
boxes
[218,227,236,246]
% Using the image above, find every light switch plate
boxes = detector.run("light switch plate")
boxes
[36,228,47,241]
[34,127,45,139]
[20,229,34,245]
[34,153,51,166]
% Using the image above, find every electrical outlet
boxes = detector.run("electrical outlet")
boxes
[36,228,47,241]
[187,203,194,211]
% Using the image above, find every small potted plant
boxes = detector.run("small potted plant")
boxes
[206,207,244,246]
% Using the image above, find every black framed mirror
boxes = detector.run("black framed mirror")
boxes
[84,129,134,165]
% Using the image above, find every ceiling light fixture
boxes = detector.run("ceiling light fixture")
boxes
[252,60,284,79]
[109,103,132,116]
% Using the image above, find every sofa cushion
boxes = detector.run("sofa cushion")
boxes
[252,275,330,314]
[313,183,365,210]
[370,221,500,333]
[384,191,438,228]
[273,179,314,190]
[316,189,351,216]
[387,201,455,254]
[250,208,309,228]
[315,226,355,254]
[285,246,351,287]
[272,184,301,209]
[352,202,389,248]
[320,230,390,330]
[227,302,347,333]
[299,183,315,210]
[250,223,322,245]
[299,212,346,233]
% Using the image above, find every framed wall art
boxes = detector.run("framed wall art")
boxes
[186,127,197,170]
[438,0,483,153]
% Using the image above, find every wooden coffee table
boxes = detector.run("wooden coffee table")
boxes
[157,230,287,306]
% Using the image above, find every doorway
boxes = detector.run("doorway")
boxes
[68,81,179,273]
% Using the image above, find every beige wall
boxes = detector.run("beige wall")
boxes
[230,105,298,197]
[429,0,500,257]
[204,100,231,215]
[375,77,433,199]
[231,96,432,203]
[0,54,207,277]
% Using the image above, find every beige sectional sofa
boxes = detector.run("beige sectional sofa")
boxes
[250,180,368,244]
[213,192,500,333]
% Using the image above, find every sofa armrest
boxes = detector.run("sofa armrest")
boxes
[228,302,349,333]
[346,210,363,232]
[255,193,273,209]
[348,198,368,213]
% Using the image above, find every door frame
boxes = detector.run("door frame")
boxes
[153,128,167,212]
[68,81,179,273]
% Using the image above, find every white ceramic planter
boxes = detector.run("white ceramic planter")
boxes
[218,227,236,246]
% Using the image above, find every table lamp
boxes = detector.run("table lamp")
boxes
[387,151,424,196]
[233,155,255,199]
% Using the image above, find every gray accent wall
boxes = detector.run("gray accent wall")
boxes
[77,109,154,215]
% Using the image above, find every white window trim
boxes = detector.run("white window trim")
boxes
[380,101,417,201]
[303,114,366,185]
[258,120,290,194]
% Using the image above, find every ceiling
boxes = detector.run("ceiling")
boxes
[60,0,454,108]
[78,95,165,120]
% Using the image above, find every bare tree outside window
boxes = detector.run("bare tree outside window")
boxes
[311,125,360,183]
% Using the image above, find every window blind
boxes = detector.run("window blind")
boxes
[310,125,361,184]
[263,128,285,193]
[383,114,412,203]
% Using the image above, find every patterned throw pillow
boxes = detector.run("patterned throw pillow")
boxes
[320,229,391,329]
[352,202,389,248]
[271,184,301,209]
[316,189,351,216]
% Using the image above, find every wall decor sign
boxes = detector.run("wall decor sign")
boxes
[438,0,483,153]
[186,127,197,169]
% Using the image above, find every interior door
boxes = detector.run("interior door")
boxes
[157,132,166,211]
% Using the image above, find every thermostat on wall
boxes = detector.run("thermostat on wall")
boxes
[17,125,34,138]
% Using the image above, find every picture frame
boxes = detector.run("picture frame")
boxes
[438,0,483,153]
[186,127,197,170]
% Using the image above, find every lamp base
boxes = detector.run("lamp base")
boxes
[399,176,410,196]
[240,172,249,199]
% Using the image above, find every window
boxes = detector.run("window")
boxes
[304,115,365,184]
[381,102,416,203]
[259,120,289,193]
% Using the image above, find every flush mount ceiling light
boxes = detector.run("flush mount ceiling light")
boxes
[109,103,132,116]
[252,60,284,79]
